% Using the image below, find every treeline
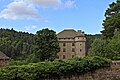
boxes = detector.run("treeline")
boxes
[0,28,60,61]
[0,28,35,60]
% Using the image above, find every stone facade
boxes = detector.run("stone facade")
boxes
[57,29,86,59]
[0,51,9,67]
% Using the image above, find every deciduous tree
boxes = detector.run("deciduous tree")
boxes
[35,28,60,61]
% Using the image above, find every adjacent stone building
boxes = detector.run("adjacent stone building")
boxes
[57,29,86,59]
[0,51,10,67]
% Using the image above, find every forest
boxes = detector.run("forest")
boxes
[0,28,35,60]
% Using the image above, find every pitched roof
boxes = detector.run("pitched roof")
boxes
[57,29,85,38]
[0,51,9,59]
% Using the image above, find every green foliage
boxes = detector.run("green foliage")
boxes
[101,0,120,38]
[88,31,120,60]
[0,28,60,62]
[0,28,35,60]
[9,60,29,66]
[0,56,111,80]
[25,53,39,63]
[88,38,111,57]
[106,31,120,60]
[86,34,102,54]
[108,31,120,54]
[35,28,60,61]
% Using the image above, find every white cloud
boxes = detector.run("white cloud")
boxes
[64,0,75,8]
[24,25,38,31]
[28,0,62,8]
[0,0,76,20]
[27,0,75,9]
[0,0,40,20]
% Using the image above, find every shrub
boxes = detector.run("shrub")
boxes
[0,56,111,80]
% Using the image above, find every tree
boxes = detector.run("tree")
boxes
[86,34,102,54]
[35,28,60,61]
[88,38,111,58]
[108,31,120,55]
[101,0,120,38]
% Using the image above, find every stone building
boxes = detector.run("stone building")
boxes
[0,51,10,67]
[57,29,86,59]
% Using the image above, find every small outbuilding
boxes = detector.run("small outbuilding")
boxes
[0,51,10,67]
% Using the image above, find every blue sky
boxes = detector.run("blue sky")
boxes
[0,0,116,34]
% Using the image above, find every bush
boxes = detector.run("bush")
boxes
[0,56,111,80]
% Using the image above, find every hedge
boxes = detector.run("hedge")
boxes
[0,56,111,80]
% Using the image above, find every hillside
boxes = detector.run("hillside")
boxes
[0,28,35,60]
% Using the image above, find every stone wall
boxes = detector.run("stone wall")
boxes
[47,61,120,80]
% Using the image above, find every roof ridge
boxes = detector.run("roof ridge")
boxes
[57,29,85,38]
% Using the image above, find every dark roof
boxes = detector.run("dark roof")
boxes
[57,29,85,38]
[0,51,9,59]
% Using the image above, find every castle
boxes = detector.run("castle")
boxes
[57,29,86,59]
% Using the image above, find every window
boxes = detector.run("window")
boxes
[72,55,75,58]
[63,43,66,46]
[63,55,65,59]
[72,48,75,52]
[80,49,82,52]
[63,48,66,52]
[72,43,75,46]
[80,44,82,46]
